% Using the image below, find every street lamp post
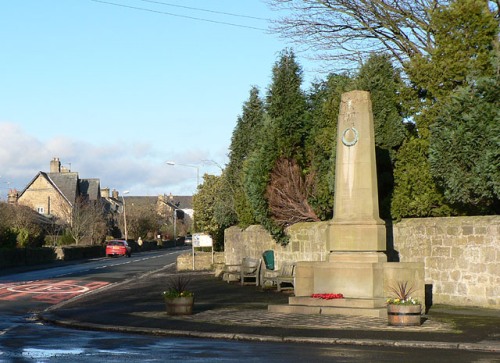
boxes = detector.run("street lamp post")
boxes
[201,159,224,171]
[165,161,200,188]
[173,207,177,241]
[121,191,130,241]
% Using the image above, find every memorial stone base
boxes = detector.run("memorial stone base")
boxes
[268,257,424,318]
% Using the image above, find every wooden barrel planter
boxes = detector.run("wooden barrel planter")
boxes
[165,296,194,315]
[387,304,422,326]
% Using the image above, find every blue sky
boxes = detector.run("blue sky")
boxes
[0,0,322,198]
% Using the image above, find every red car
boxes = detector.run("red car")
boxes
[106,240,131,258]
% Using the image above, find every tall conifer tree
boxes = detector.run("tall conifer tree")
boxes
[226,86,265,226]
[243,49,310,244]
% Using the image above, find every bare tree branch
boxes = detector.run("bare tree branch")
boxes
[267,0,498,72]
[266,158,320,226]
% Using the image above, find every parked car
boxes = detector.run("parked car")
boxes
[184,235,192,244]
[106,240,131,257]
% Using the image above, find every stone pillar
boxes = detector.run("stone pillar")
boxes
[327,90,386,253]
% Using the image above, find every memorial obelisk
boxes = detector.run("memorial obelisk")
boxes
[328,90,386,261]
[269,90,425,318]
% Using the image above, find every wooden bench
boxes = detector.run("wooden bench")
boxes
[240,257,261,286]
[276,262,296,292]
[222,257,262,286]
[261,261,296,292]
[222,263,242,283]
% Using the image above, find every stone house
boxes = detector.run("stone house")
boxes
[9,157,193,240]
[10,158,106,223]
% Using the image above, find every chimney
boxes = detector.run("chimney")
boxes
[50,157,61,173]
[101,188,110,198]
[112,189,119,199]
[7,189,18,204]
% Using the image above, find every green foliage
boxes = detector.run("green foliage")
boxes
[0,202,45,248]
[193,174,233,250]
[212,171,238,233]
[418,0,500,214]
[393,0,499,217]
[405,0,498,137]
[243,129,279,224]
[266,48,309,159]
[410,0,497,99]
[387,281,420,305]
[391,138,454,219]
[57,231,76,246]
[229,86,266,168]
[132,210,161,241]
[430,75,500,213]
[15,228,30,247]
[162,275,193,298]
[0,227,17,249]
[214,0,499,245]
[226,86,266,227]
[242,49,310,244]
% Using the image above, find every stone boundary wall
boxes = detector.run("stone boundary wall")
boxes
[392,216,499,308]
[224,216,499,309]
[224,223,329,270]
[177,252,225,272]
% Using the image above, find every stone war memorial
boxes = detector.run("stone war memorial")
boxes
[269,90,424,317]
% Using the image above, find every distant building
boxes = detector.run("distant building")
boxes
[10,157,192,239]
[11,157,103,223]
[122,193,193,237]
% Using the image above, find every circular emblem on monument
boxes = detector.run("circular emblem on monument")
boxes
[341,127,359,147]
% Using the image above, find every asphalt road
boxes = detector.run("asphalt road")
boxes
[0,248,498,362]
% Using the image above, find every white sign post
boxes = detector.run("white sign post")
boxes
[192,233,213,270]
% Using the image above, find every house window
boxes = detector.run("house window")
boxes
[37,206,45,214]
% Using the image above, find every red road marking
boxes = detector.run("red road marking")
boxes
[0,280,109,304]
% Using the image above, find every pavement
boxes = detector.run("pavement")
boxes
[39,263,500,353]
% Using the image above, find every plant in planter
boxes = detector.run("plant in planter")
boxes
[162,275,194,315]
[386,281,422,326]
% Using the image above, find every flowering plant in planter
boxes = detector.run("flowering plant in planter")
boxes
[162,275,194,299]
[386,281,422,326]
[386,281,419,305]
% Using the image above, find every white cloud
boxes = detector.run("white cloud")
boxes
[0,122,225,199]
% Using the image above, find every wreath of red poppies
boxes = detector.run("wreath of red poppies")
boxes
[311,293,344,299]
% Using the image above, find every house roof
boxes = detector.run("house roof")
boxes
[46,172,79,205]
[79,178,101,201]
[123,195,193,210]
[18,171,102,207]
[163,195,193,210]
[123,196,157,209]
